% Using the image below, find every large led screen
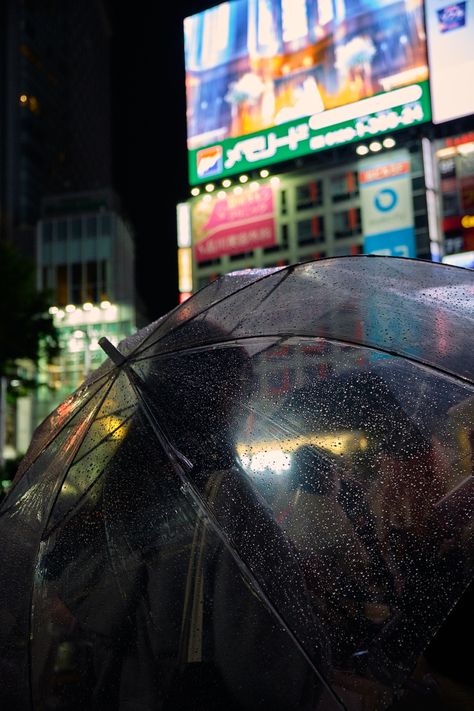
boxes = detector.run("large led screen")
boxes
[184,0,431,185]
[426,0,474,124]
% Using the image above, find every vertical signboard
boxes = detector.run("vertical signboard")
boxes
[426,0,474,123]
[191,183,277,262]
[360,149,415,257]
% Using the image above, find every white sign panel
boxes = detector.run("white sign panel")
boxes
[359,148,415,257]
[426,0,474,124]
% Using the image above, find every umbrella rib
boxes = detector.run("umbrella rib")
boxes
[43,411,136,539]
[39,374,120,535]
[130,332,474,389]
[123,364,345,710]
[130,267,294,360]
[5,372,112,496]
[228,267,295,333]
[23,372,120,709]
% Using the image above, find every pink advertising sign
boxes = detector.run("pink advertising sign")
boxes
[192,184,276,262]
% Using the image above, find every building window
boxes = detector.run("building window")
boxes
[85,261,98,302]
[412,176,425,191]
[442,193,459,216]
[330,171,359,203]
[296,180,323,209]
[333,208,361,238]
[414,213,428,230]
[56,264,68,305]
[86,216,97,238]
[229,251,254,261]
[297,216,325,245]
[263,224,289,254]
[71,218,82,239]
[413,194,427,213]
[280,190,287,215]
[198,258,221,268]
[99,260,108,300]
[57,220,67,241]
[71,263,82,304]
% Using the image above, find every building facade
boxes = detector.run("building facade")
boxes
[35,189,136,427]
[0,1,136,463]
[1,0,113,258]
[178,0,474,298]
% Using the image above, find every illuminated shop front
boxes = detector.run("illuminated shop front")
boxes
[35,191,136,427]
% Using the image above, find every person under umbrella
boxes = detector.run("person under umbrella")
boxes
[35,321,334,711]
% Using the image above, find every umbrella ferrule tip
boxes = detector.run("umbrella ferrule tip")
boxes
[98,337,126,366]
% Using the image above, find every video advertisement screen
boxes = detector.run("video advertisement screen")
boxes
[184,0,430,184]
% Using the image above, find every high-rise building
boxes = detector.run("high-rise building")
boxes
[1,0,113,257]
[0,1,136,462]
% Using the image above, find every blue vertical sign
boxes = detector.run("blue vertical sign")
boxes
[359,148,416,257]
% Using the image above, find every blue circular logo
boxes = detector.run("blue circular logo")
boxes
[374,188,398,212]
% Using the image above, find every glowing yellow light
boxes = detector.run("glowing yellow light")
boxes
[462,215,474,229]
[205,183,215,192]
[19,94,28,104]
[96,414,130,441]
[436,147,457,159]
[65,304,76,313]
[236,430,369,461]
[178,247,192,293]
[369,141,382,152]
[457,142,474,156]
[239,175,249,183]
[191,187,200,196]
[29,96,39,112]
[260,169,269,178]
[222,179,232,187]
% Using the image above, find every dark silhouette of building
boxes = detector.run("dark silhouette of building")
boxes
[0,0,113,259]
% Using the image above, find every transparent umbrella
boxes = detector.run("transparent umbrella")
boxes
[0,256,473,711]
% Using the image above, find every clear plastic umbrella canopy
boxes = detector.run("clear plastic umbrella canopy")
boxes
[1,256,473,710]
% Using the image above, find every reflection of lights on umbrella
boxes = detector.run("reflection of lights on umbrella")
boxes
[240,448,292,475]
[237,431,369,474]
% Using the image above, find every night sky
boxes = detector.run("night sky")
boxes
[110,2,214,324]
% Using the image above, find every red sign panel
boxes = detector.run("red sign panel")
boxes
[192,184,276,262]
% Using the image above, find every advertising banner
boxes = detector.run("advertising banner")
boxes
[191,183,277,262]
[360,148,416,257]
[426,0,474,123]
[184,0,430,184]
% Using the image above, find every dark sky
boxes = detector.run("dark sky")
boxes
[109,2,214,324]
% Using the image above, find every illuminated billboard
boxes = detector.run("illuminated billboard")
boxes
[426,0,474,124]
[184,0,430,185]
[191,181,277,261]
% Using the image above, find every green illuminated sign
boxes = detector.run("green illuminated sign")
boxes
[189,81,431,185]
